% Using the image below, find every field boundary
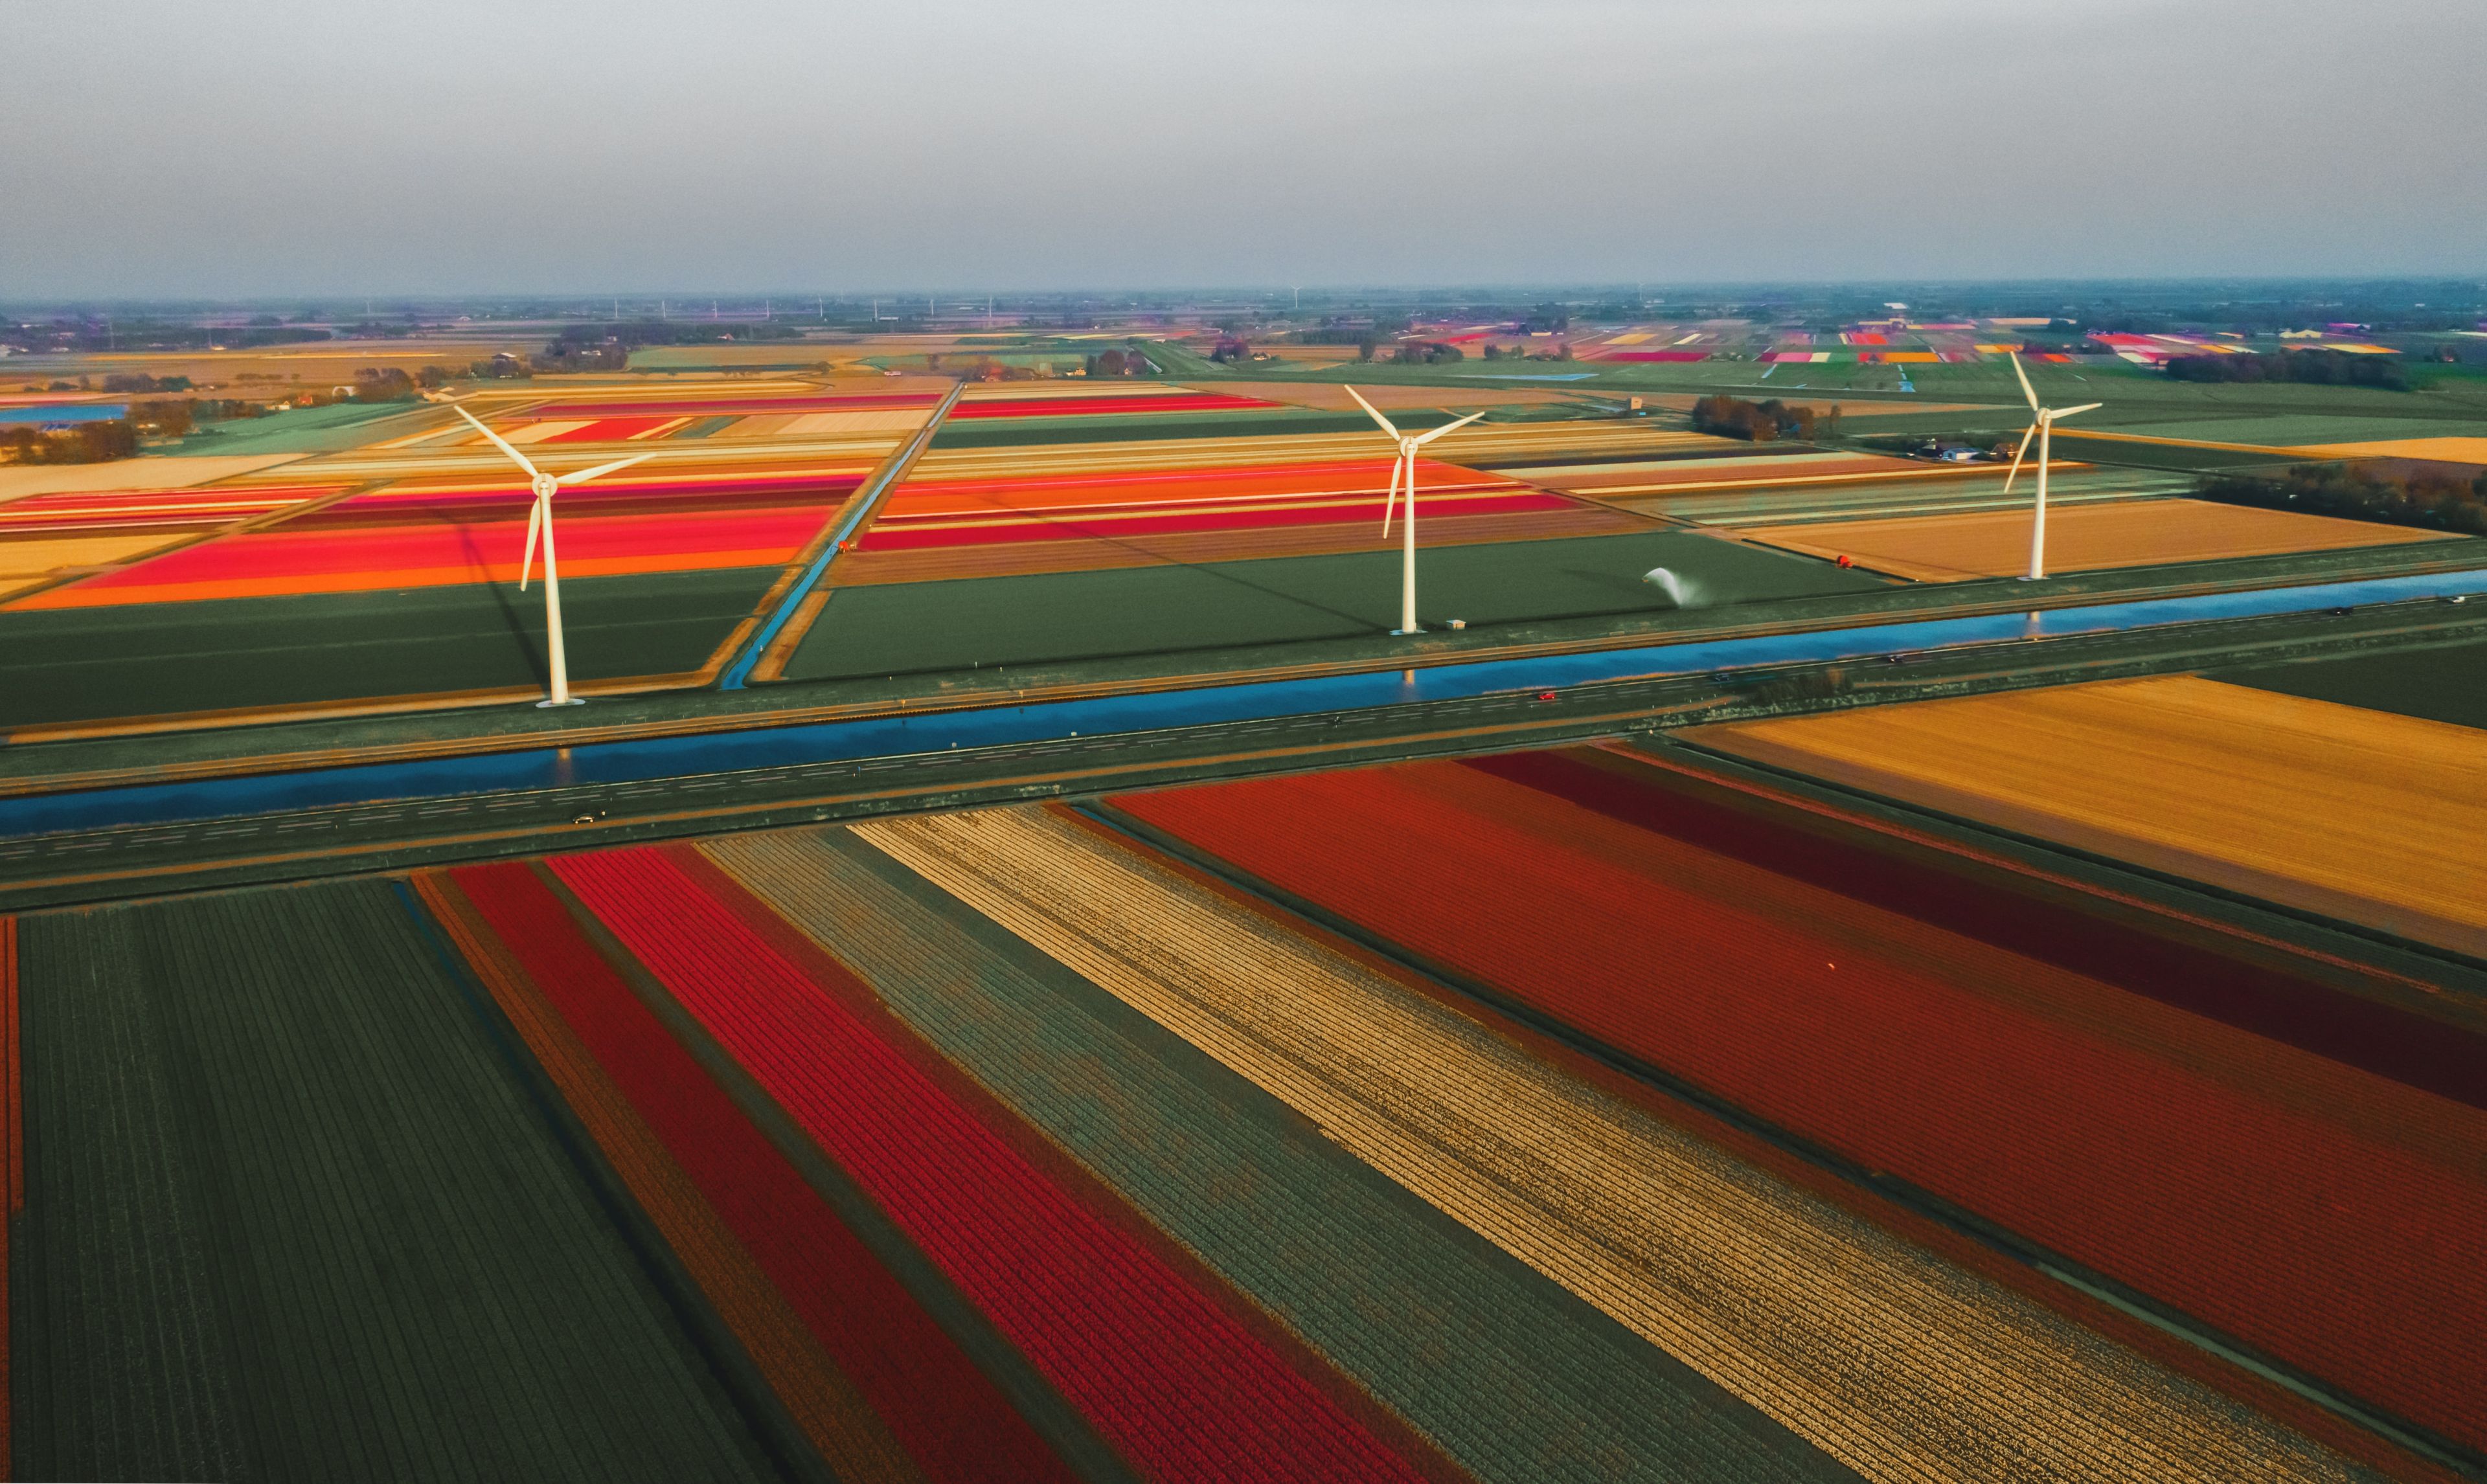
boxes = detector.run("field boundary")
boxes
[727,379,964,688]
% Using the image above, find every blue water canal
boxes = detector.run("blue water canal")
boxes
[5,567,2481,841]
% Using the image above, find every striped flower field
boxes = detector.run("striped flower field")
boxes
[15,468,870,607]
[2,743,2475,1479]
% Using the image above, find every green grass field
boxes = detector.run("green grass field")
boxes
[161,400,426,456]
[2217,635,2487,731]
[0,567,778,728]
[779,530,1892,682]
[13,879,799,1481]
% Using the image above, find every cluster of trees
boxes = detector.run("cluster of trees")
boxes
[532,335,630,372]
[128,400,196,436]
[1481,342,1573,361]
[2197,461,2487,535]
[1084,348,1156,376]
[1207,337,1253,363]
[1692,394,1837,442]
[927,355,1064,382]
[187,399,274,423]
[1389,342,1465,365]
[467,352,533,381]
[100,373,192,393]
[0,420,139,464]
[2164,349,2409,390]
[352,367,420,401]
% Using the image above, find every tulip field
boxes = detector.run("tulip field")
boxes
[10,725,2475,1479]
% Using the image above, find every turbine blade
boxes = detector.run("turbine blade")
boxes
[455,405,545,479]
[557,453,655,486]
[2010,352,2039,413]
[2001,423,2036,498]
[1380,456,1400,537]
[519,496,543,592]
[2053,401,2103,418]
[1344,385,1401,440]
[1412,409,1488,446]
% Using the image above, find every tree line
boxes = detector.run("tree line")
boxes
[1692,394,1839,442]
[2164,349,2409,391]
[2196,461,2487,535]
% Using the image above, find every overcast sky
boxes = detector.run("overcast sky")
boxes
[4,0,2481,298]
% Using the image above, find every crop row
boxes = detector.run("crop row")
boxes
[416,866,940,1484]
[435,858,1068,1484]
[856,805,2389,1484]
[703,826,1795,1483]
[1110,760,2487,1451]
[547,843,1437,1484]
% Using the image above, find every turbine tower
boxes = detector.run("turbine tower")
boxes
[455,407,651,706]
[1346,387,1484,634]
[2001,352,2101,580]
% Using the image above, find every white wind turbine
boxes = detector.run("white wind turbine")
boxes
[1345,387,1485,634]
[455,406,652,706]
[2001,352,2102,580]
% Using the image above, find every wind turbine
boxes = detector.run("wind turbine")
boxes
[455,406,652,706]
[1345,387,1485,635]
[2001,352,2101,580]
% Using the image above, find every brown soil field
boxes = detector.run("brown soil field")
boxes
[1740,498,2455,581]
[0,455,306,504]
[1690,675,2487,958]
[825,503,1651,585]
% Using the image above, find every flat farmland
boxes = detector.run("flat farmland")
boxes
[0,482,350,602]
[1109,748,2487,1459]
[2302,436,2487,464]
[843,455,1627,582]
[0,454,307,504]
[2220,636,2487,732]
[1739,498,2461,581]
[1185,379,1589,412]
[11,465,862,609]
[1688,675,2487,957]
[776,528,1891,682]
[0,377,934,731]
[1662,467,2196,528]
[15,785,2431,1482]
[0,565,783,735]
